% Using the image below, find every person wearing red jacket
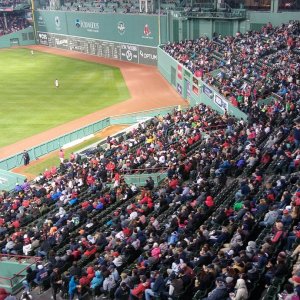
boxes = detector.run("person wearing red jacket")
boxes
[86,174,95,186]
[86,267,95,282]
[79,274,90,287]
[169,176,178,190]
[0,288,9,300]
[81,200,90,209]
[205,196,214,208]
[271,222,286,244]
[105,161,116,178]
[130,275,150,299]
[139,193,153,209]
[44,168,52,179]
[261,152,271,164]
[11,219,20,229]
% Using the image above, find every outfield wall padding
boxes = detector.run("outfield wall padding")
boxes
[157,46,248,121]
[37,32,158,65]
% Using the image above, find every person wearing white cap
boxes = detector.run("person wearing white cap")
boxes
[229,278,249,300]
[34,265,48,285]
[22,238,32,256]
[87,235,95,244]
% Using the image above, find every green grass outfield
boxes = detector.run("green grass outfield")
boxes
[0,48,130,148]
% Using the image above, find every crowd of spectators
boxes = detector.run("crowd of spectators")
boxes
[0,21,299,300]
[0,12,30,36]
[39,0,179,14]
[0,0,27,8]
[0,100,299,299]
[164,20,300,114]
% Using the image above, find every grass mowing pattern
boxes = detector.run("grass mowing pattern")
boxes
[0,48,130,147]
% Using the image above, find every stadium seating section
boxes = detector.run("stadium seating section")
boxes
[0,11,30,36]
[163,20,300,114]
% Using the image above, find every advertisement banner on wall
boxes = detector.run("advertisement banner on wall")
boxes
[41,32,157,66]
[186,80,191,98]
[120,44,138,63]
[35,11,68,34]
[177,64,182,80]
[138,46,157,66]
[35,10,165,47]
[54,36,69,49]
[192,85,199,95]
[203,85,214,99]
[38,32,49,46]
[177,83,182,95]
[184,69,191,79]
[193,77,199,86]
[214,94,228,111]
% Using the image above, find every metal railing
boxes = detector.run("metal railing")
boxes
[173,10,246,18]
[0,254,40,294]
[123,171,168,187]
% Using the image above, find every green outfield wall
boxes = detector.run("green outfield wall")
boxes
[157,46,248,121]
[35,10,168,65]
[35,10,167,47]
[0,27,35,48]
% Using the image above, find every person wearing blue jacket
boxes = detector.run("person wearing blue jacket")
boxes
[90,270,103,298]
[68,198,78,206]
[34,265,48,285]
[203,277,228,300]
[145,270,166,300]
[90,270,103,289]
[95,202,104,210]
[68,275,79,300]
[168,231,178,245]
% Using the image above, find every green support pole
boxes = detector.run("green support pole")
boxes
[213,0,217,11]
[30,0,38,44]
[273,0,279,13]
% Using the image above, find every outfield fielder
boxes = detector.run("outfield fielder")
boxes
[55,79,59,88]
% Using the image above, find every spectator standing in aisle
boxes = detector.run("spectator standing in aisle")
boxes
[294,123,300,149]
[59,148,65,163]
[23,150,30,166]
[50,268,62,300]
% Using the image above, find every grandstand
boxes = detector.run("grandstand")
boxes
[0,11,30,36]
[0,0,33,46]
[0,0,299,298]
[163,20,300,114]
[0,85,299,299]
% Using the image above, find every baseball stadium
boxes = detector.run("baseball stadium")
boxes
[0,0,299,299]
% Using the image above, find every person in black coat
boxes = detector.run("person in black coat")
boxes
[23,150,30,166]
[50,268,62,300]
[69,261,82,277]
[114,282,130,300]
[25,267,37,289]
[144,270,166,300]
